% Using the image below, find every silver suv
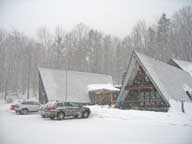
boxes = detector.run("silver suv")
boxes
[40,101,91,120]
[15,101,41,114]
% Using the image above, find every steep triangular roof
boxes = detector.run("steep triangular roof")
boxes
[39,67,113,103]
[169,58,192,77]
[117,51,192,106]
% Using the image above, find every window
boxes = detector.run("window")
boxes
[71,103,81,107]
[33,102,40,105]
[56,103,64,107]
[64,102,72,107]
[22,101,33,105]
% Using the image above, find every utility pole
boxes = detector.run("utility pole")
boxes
[181,100,185,113]
[27,49,31,99]
[65,70,67,102]
[65,53,69,102]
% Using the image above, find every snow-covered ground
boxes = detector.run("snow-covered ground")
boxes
[0,101,192,144]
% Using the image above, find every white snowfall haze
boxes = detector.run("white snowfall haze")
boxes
[0,100,192,144]
[0,0,192,144]
[0,0,190,37]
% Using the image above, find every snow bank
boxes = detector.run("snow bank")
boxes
[169,99,192,115]
[86,105,192,130]
[1,102,192,144]
[0,99,10,111]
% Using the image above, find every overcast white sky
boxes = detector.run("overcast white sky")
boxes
[0,0,191,38]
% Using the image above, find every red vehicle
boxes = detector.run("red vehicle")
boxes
[10,104,16,110]
[10,99,23,110]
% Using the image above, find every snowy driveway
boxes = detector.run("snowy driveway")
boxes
[0,104,192,144]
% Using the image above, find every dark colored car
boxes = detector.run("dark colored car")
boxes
[40,101,91,120]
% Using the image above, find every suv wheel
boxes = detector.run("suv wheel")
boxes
[22,108,28,115]
[50,116,55,120]
[16,110,21,115]
[57,112,65,120]
[74,115,78,118]
[82,111,89,118]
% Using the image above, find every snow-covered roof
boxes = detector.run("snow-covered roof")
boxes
[114,85,122,89]
[169,58,192,77]
[117,51,192,105]
[88,84,120,92]
[39,68,113,103]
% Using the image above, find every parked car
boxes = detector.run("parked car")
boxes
[40,101,60,118]
[15,101,41,114]
[10,104,17,110]
[40,101,91,120]
[10,99,23,110]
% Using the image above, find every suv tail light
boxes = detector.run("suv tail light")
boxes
[49,105,56,112]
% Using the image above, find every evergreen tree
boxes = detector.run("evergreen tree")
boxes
[157,13,170,61]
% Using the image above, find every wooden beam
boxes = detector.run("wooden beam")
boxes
[144,92,145,107]
[110,93,113,105]
[127,85,153,91]
[99,94,102,105]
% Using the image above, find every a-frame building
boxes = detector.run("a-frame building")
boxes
[116,51,192,112]
[38,67,113,104]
